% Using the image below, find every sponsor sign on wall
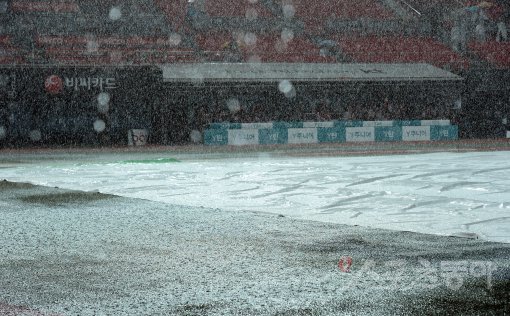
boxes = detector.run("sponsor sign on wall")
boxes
[318,127,346,143]
[128,129,149,146]
[346,127,375,142]
[44,74,117,95]
[375,127,402,142]
[287,128,318,144]
[363,121,394,127]
[228,129,259,145]
[204,129,228,145]
[431,125,458,140]
[421,120,451,126]
[303,121,335,128]
[402,126,431,141]
[241,122,273,130]
[259,128,287,145]
[204,121,458,145]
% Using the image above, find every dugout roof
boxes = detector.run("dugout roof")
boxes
[161,63,463,83]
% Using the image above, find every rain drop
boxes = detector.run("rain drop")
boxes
[109,7,122,21]
[97,92,110,106]
[244,32,257,47]
[284,86,296,99]
[226,98,241,113]
[245,8,258,21]
[282,4,295,19]
[97,103,109,114]
[97,92,110,114]
[274,39,287,53]
[190,130,202,143]
[168,33,182,46]
[0,126,6,140]
[281,28,294,43]
[86,40,99,53]
[93,119,106,133]
[278,80,293,94]
[29,130,42,142]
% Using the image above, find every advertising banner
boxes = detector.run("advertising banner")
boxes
[334,120,364,128]
[203,123,457,145]
[259,128,288,145]
[395,120,421,126]
[241,122,273,130]
[228,129,259,145]
[431,125,458,140]
[287,128,318,144]
[204,129,228,145]
[421,120,450,126]
[274,121,304,129]
[128,129,149,146]
[303,121,335,128]
[346,127,375,142]
[363,121,395,127]
[402,126,431,141]
[375,127,402,142]
[318,127,346,143]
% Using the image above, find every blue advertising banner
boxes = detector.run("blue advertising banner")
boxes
[204,122,458,145]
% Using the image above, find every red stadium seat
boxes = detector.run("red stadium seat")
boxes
[205,0,272,18]
[334,35,469,69]
[401,0,465,14]
[288,0,394,33]
[237,34,336,63]
[154,0,188,30]
[468,41,510,69]
[195,31,234,51]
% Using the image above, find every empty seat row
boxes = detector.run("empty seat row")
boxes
[333,35,469,68]
[196,32,336,62]
[398,0,466,15]
[468,41,510,69]
[35,35,188,49]
[289,0,394,20]
[43,49,197,65]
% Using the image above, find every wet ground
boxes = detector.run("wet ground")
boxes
[0,181,509,315]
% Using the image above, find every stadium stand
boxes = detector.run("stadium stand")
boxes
[397,0,466,14]
[205,0,273,18]
[154,0,189,32]
[240,34,337,63]
[332,35,470,70]
[35,35,196,65]
[288,0,395,34]
[196,31,336,63]
[468,41,510,69]
[0,0,509,146]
